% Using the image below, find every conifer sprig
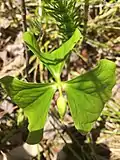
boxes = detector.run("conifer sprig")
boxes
[44,0,82,41]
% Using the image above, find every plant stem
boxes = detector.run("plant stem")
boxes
[83,0,89,42]
[21,0,27,32]
[58,85,62,97]
[49,120,82,160]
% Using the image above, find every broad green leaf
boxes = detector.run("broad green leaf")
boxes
[41,28,82,62]
[0,76,57,144]
[23,28,83,81]
[44,28,83,81]
[64,59,116,132]
[23,31,41,60]
[23,32,57,65]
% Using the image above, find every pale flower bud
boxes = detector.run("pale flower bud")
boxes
[57,95,66,119]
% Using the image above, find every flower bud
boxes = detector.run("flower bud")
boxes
[57,95,66,119]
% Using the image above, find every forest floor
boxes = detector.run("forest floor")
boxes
[0,1,120,160]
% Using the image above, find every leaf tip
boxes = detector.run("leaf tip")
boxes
[26,129,43,145]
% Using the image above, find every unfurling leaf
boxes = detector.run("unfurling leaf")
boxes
[64,59,116,132]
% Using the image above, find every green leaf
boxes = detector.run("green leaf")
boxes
[64,59,116,132]
[23,32,56,65]
[23,28,83,81]
[0,76,57,144]
[23,32,41,60]
[43,28,83,81]
[41,28,82,63]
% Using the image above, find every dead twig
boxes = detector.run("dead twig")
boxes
[21,0,31,80]
[83,0,89,42]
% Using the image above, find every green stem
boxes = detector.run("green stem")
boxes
[58,85,62,97]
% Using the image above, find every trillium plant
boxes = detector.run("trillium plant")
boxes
[0,28,116,144]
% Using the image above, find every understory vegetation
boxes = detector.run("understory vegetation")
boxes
[0,0,120,160]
